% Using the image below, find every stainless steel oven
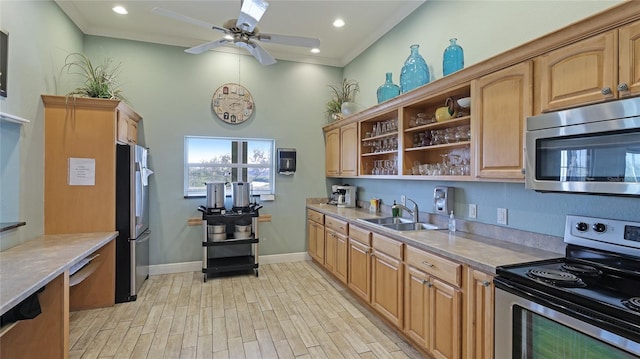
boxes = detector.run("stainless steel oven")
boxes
[494,215,640,358]
[525,97,640,196]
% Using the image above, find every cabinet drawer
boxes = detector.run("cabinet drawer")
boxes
[325,216,348,235]
[307,210,324,225]
[349,225,371,246]
[405,246,461,287]
[372,233,403,261]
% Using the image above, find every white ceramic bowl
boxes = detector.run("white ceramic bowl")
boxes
[457,97,471,108]
[234,232,252,239]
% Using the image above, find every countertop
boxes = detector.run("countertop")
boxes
[307,203,561,274]
[0,231,118,316]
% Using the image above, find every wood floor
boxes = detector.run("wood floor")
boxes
[69,260,425,359]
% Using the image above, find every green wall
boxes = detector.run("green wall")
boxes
[0,0,83,250]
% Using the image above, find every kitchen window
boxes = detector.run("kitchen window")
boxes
[184,136,275,197]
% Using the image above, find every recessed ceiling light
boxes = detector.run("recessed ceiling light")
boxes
[112,6,128,15]
[333,19,345,28]
[310,48,320,54]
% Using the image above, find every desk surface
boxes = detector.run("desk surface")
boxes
[0,232,118,316]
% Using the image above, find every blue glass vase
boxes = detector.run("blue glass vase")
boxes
[377,72,401,103]
[400,44,430,94]
[443,38,464,76]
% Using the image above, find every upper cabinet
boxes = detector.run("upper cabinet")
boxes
[325,122,358,177]
[535,19,640,112]
[116,108,140,144]
[472,62,532,180]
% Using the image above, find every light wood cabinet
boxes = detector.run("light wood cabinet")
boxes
[404,245,462,359]
[325,122,358,177]
[306,210,325,263]
[348,225,372,302]
[324,216,349,283]
[465,268,494,359]
[536,20,640,112]
[42,95,142,235]
[117,111,139,144]
[371,233,403,328]
[472,61,532,180]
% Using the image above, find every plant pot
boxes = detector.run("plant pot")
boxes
[341,102,358,116]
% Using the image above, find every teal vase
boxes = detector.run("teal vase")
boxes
[376,72,401,103]
[400,44,430,94]
[443,38,464,76]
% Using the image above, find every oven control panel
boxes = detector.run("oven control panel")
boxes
[565,215,640,257]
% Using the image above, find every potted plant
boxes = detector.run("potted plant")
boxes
[326,78,360,121]
[60,53,126,101]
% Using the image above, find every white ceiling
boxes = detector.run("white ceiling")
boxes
[54,0,426,67]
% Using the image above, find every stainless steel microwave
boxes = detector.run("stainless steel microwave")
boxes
[525,97,640,196]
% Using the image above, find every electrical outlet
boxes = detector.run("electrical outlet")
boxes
[469,204,477,219]
[497,208,508,225]
[401,195,406,206]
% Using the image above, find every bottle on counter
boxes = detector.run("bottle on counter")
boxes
[448,211,456,233]
[392,201,400,218]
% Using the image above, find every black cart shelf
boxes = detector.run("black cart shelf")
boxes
[201,210,260,281]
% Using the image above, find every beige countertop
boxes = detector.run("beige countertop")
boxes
[0,232,118,316]
[307,203,561,274]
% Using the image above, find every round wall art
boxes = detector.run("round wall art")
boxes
[211,83,254,124]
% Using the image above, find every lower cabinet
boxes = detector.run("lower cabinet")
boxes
[371,233,404,328]
[348,225,372,302]
[324,215,349,284]
[307,210,325,263]
[465,268,495,359]
[405,245,463,359]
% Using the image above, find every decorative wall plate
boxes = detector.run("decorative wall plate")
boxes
[211,83,254,124]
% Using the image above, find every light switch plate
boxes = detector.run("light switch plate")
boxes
[497,208,508,225]
[469,204,477,219]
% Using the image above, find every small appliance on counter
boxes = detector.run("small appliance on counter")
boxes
[434,186,454,214]
[336,185,357,208]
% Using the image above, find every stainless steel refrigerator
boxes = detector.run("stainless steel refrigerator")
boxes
[116,144,153,302]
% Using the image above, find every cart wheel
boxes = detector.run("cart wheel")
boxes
[255,270,259,277]
[203,274,207,283]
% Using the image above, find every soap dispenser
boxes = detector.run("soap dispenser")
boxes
[392,201,400,217]
[448,211,456,233]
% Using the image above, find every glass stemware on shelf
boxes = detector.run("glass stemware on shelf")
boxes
[370,119,398,137]
[410,148,470,176]
[371,157,398,175]
[409,124,470,148]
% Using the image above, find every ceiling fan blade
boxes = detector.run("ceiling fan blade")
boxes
[152,7,228,33]
[185,39,230,54]
[257,33,320,48]
[236,0,269,33]
[236,41,276,65]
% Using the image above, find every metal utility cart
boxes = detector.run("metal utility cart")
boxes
[200,207,260,282]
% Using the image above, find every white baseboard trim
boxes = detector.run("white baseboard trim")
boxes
[148,252,311,276]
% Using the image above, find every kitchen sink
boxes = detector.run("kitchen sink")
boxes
[358,217,413,225]
[357,217,441,231]
[381,222,441,231]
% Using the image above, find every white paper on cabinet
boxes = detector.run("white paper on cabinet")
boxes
[68,157,96,186]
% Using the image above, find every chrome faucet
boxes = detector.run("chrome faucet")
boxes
[396,196,419,223]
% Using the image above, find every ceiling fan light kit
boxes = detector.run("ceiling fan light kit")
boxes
[152,0,320,65]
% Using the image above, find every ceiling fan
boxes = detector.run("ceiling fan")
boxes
[152,0,320,65]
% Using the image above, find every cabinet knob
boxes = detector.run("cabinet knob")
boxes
[427,281,433,288]
[421,261,434,267]
[617,83,629,92]
[601,87,612,95]
[422,279,428,285]
[482,280,491,287]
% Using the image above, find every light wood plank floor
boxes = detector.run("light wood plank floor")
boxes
[69,260,425,359]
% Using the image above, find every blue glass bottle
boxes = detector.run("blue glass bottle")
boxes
[443,38,464,76]
[400,44,430,94]
[376,72,401,103]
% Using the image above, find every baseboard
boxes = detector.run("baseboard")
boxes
[148,252,311,276]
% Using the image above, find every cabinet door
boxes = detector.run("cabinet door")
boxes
[117,114,129,143]
[348,239,371,302]
[619,20,640,98]
[127,119,138,143]
[371,250,403,328]
[325,128,340,176]
[307,220,318,261]
[537,30,617,112]
[472,61,531,179]
[404,265,429,347]
[465,268,494,359]
[340,122,358,176]
[334,232,348,284]
[315,223,325,263]
[324,229,337,272]
[429,278,462,359]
